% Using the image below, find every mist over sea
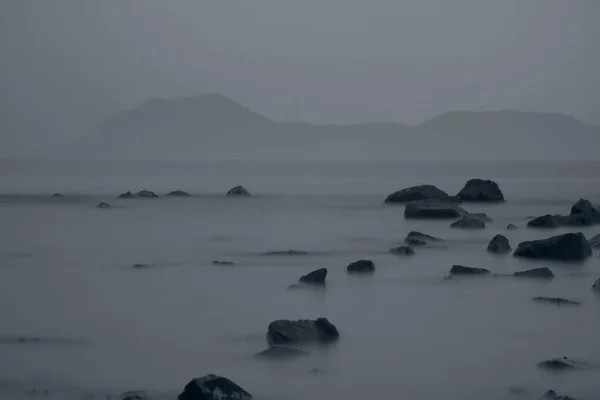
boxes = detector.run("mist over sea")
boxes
[1,159,599,400]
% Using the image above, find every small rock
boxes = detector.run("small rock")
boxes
[384,185,454,203]
[532,297,581,306]
[506,223,517,230]
[267,318,340,345]
[404,231,443,247]
[487,234,511,254]
[537,357,588,371]
[589,233,600,248]
[513,267,554,279]
[389,246,415,256]
[132,264,149,269]
[262,250,309,256]
[226,185,251,197]
[508,387,528,396]
[347,259,375,274]
[212,260,235,266]
[97,202,112,209]
[178,374,252,400]
[449,265,490,276]
[255,346,311,359]
[166,190,191,197]
[513,232,592,261]
[456,179,505,202]
[52,193,64,197]
[592,278,600,292]
[527,214,568,228]
[541,389,577,400]
[118,191,134,199]
[404,200,467,219]
[450,214,486,229]
[134,190,159,198]
[119,391,149,400]
[299,268,327,285]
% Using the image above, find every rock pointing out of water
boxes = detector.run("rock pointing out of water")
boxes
[384,184,453,203]
[532,297,581,306]
[299,268,327,285]
[528,199,600,228]
[404,231,443,247]
[97,202,112,209]
[404,200,467,219]
[389,246,415,256]
[589,233,600,248]
[212,260,235,266]
[487,234,511,253]
[347,259,375,274]
[506,223,517,230]
[262,250,309,256]
[226,185,250,197]
[52,193,64,197]
[267,318,340,346]
[537,357,589,371]
[167,190,191,197]
[450,265,490,276]
[513,232,591,261]
[120,390,149,400]
[255,345,310,359]
[527,214,568,228]
[456,179,505,202]
[118,190,159,199]
[542,389,577,400]
[513,267,554,279]
[450,215,486,229]
[592,278,600,292]
[178,374,252,400]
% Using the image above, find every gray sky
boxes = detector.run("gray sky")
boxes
[0,0,598,154]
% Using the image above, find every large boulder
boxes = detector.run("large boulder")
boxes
[178,375,252,400]
[384,184,453,203]
[487,234,511,254]
[404,231,443,247]
[266,318,340,346]
[299,268,327,285]
[347,259,375,274]
[513,233,592,261]
[226,185,251,197]
[527,199,600,228]
[450,215,486,229]
[449,265,490,276]
[404,200,467,219]
[513,267,554,279]
[456,179,505,202]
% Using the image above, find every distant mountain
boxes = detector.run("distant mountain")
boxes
[78,94,600,160]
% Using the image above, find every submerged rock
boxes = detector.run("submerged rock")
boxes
[262,250,309,256]
[97,202,112,209]
[513,267,554,279]
[389,246,415,256]
[513,232,592,261]
[132,263,149,269]
[52,193,64,197]
[212,260,235,266]
[449,265,490,276]
[299,268,327,285]
[404,231,443,247]
[118,191,134,199]
[267,318,340,346]
[404,200,466,219]
[592,278,600,292]
[226,185,251,197]
[542,389,576,400]
[120,390,149,400]
[347,259,375,274]
[384,184,453,203]
[178,374,252,400]
[255,345,310,359]
[532,297,581,306]
[506,223,518,230]
[537,357,588,371]
[527,214,568,228]
[456,179,505,202]
[450,214,486,229]
[487,234,511,254]
[167,190,191,197]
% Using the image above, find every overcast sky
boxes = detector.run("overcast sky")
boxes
[0,0,598,154]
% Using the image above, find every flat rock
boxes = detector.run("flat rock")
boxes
[97,202,112,209]
[384,184,453,203]
[299,268,327,285]
[213,260,235,266]
[347,259,375,274]
[255,346,311,359]
[456,179,505,202]
[450,214,486,229]
[178,374,252,400]
[513,267,554,279]
[404,231,443,247]
[262,250,309,256]
[226,185,251,197]
[487,234,511,254]
[389,246,415,256]
[450,265,490,276]
[267,318,340,346]
[537,357,589,371]
[404,200,467,219]
[532,297,581,306]
[513,232,592,261]
[167,190,191,197]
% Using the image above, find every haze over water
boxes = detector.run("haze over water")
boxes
[1,159,599,400]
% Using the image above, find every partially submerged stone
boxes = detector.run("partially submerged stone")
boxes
[267,318,340,346]
[52,193,64,197]
[456,179,505,202]
[97,201,112,209]
[404,200,467,219]
[384,184,453,203]
[389,246,415,256]
[528,199,600,228]
[589,233,600,248]
[513,267,554,279]
[532,297,581,306]
[299,268,327,285]
[347,259,375,274]
[120,390,149,400]
[513,232,592,261]
[226,185,251,197]
[255,345,310,359]
[449,265,490,276]
[592,278,600,292]
[118,190,159,199]
[212,260,235,266]
[450,214,486,229]
[262,250,309,256]
[506,223,517,230]
[537,357,588,371]
[178,374,252,400]
[167,190,191,197]
[487,234,511,254]
[541,389,576,400]
[404,231,443,247]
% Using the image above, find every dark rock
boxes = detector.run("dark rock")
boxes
[384,184,453,203]
[567,198,600,226]
[456,179,505,202]
[226,185,250,197]
[118,191,135,199]
[589,233,600,248]
[513,267,554,279]
[134,190,159,198]
[487,234,511,254]
[347,259,375,274]
[469,212,493,222]
[167,190,191,197]
[528,214,569,228]
[506,223,518,230]
[592,278,600,292]
[450,265,490,276]
[178,374,252,400]
[299,268,327,285]
[132,264,149,269]
[389,246,415,256]
[52,193,64,197]
[120,391,149,400]
[266,318,340,346]
[97,202,112,209]
[262,250,309,256]
[255,345,310,359]
[537,357,588,371]
[542,389,576,400]
[450,214,486,229]
[212,260,235,266]
[404,231,443,247]
[532,297,581,306]
[404,200,467,219]
[513,232,592,261]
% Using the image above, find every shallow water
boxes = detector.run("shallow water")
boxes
[1,160,599,400]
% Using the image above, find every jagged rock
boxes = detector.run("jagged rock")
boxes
[532,297,581,306]
[226,185,250,197]
[450,265,490,276]
[120,390,149,400]
[347,259,375,274]
[404,200,467,219]
[97,202,112,209]
[487,234,511,254]
[404,231,443,247]
[262,250,309,256]
[299,268,327,285]
[513,232,592,261]
[212,260,235,266]
[178,375,252,400]
[389,246,415,256]
[537,357,588,371]
[513,267,554,279]
[384,184,454,203]
[456,179,505,202]
[589,233,600,248]
[167,190,191,197]
[267,318,340,345]
[255,346,310,359]
[506,223,518,230]
[528,199,600,228]
[450,214,486,229]
[527,214,568,228]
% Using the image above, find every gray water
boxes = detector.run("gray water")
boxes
[1,160,599,400]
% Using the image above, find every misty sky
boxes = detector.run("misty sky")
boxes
[0,0,599,154]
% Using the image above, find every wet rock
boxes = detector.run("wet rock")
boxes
[537,357,588,371]
[389,246,415,256]
[592,278,600,292]
[527,214,569,228]
[487,234,511,254]
[262,250,309,256]
[347,259,375,274]
[456,179,505,202]
[404,231,443,247]
[166,190,191,197]
[178,374,252,400]
[513,267,554,279]
[589,233,600,248]
[513,232,592,261]
[450,214,486,229]
[52,193,64,197]
[449,265,490,276]
[267,317,340,346]
[541,389,576,400]
[134,190,159,198]
[118,191,134,199]
[404,200,467,219]
[532,297,581,306]
[97,202,112,209]
[120,391,149,400]
[528,199,600,228]
[212,260,235,266]
[226,185,251,197]
[255,345,310,359]
[507,223,518,230]
[299,268,327,285]
[384,184,453,203]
